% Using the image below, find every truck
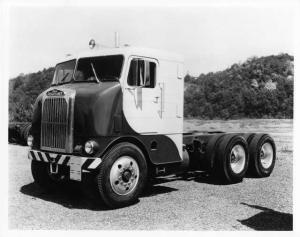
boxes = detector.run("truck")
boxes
[27,40,276,208]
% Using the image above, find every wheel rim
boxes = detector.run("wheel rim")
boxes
[260,142,274,169]
[110,156,140,195]
[229,144,246,174]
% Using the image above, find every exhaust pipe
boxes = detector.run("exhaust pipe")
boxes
[114,32,120,48]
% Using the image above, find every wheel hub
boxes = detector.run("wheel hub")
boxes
[122,170,132,183]
[110,156,139,195]
[230,153,237,163]
[260,142,274,169]
[229,144,246,174]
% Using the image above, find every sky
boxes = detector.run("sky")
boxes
[8,4,295,78]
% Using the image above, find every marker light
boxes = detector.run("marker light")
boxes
[89,39,96,49]
[85,140,99,155]
[27,135,34,147]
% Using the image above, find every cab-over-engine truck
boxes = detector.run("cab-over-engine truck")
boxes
[27,43,276,208]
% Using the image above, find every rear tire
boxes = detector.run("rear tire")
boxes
[241,133,256,144]
[248,134,276,177]
[214,134,249,183]
[96,142,148,208]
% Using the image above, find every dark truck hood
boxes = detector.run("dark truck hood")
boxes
[64,82,123,139]
[31,82,123,148]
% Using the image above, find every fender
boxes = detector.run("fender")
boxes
[94,135,182,166]
[96,136,151,165]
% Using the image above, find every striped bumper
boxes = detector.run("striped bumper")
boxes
[28,150,102,181]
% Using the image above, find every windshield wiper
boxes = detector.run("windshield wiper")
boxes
[60,72,70,83]
[102,75,119,81]
[91,63,100,83]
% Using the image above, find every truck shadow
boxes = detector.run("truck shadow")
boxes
[238,203,293,231]
[20,182,110,211]
[141,185,178,198]
[20,182,177,210]
[153,171,271,186]
[153,171,229,186]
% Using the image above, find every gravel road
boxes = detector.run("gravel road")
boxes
[8,119,293,230]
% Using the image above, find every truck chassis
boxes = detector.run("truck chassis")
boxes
[28,131,275,208]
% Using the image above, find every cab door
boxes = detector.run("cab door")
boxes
[123,56,162,134]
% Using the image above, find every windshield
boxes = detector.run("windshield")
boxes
[52,60,76,85]
[74,55,124,82]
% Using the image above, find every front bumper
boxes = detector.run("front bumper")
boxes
[28,149,102,181]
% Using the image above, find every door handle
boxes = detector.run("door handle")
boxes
[125,87,136,91]
[153,96,159,103]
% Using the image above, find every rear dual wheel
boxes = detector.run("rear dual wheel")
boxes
[248,134,276,177]
[213,133,276,183]
[214,135,249,183]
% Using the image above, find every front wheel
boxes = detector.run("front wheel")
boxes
[97,142,148,208]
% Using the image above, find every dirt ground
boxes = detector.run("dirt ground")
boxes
[8,119,293,230]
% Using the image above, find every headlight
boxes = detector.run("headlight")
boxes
[27,135,34,147]
[84,140,98,155]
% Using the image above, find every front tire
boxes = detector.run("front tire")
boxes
[97,142,148,208]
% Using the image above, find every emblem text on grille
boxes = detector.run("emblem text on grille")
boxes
[46,89,65,96]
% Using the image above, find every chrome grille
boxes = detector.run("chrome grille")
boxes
[41,97,70,152]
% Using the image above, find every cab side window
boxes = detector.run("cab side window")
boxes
[128,59,156,88]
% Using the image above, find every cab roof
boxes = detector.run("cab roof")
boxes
[61,46,184,64]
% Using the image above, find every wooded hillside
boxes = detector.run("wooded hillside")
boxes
[9,53,293,122]
[9,68,54,122]
[184,54,293,119]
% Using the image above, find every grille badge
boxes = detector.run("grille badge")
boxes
[46,89,65,96]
